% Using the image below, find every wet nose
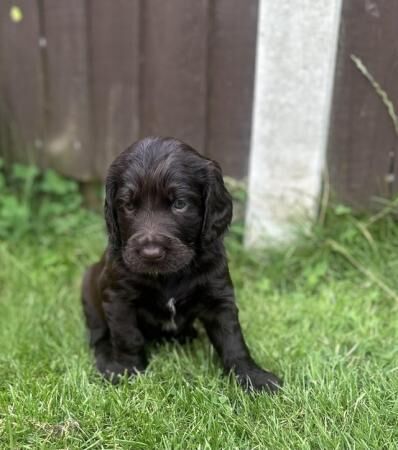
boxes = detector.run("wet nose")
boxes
[139,244,165,261]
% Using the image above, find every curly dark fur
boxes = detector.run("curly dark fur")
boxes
[81,137,282,392]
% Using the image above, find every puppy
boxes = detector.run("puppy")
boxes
[82,137,282,393]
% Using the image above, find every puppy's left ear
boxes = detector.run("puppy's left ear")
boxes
[202,160,233,245]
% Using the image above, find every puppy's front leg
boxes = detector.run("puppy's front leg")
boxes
[201,301,282,393]
[102,294,147,382]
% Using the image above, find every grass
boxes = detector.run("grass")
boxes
[0,199,397,449]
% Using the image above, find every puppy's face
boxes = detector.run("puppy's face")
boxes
[105,137,232,275]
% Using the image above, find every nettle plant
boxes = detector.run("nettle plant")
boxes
[0,159,93,240]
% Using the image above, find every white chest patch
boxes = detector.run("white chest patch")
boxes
[162,297,177,331]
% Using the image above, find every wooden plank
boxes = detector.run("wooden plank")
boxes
[206,0,258,178]
[140,0,208,152]
[42,0,93,180]
[0,1,45,165]
[328,0,398,208]
[88,0,141,179]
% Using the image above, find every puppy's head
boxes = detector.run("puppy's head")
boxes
[105,137,232,275]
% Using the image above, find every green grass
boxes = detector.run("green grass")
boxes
[0,203,397,449]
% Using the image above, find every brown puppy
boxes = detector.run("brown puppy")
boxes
[82,137,282,392]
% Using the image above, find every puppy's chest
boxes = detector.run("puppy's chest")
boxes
[136,289,196,333]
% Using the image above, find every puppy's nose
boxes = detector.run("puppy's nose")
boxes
[139,245,165,261]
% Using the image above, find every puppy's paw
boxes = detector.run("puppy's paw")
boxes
[96,359,145,384]
[235,365,283,394]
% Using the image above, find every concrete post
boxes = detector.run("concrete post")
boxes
[245,0,342,247]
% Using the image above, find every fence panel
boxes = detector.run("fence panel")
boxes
[139,0,209,153]
[0,1,45,164]
[206,0,258,177]
[88,0,141,179]
[42,0,93,180]
[328,0,398,207]
[0,0,259,180]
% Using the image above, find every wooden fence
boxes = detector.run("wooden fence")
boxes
[0,0,258,181]
[328,0,398,208]
[1,0,398,210]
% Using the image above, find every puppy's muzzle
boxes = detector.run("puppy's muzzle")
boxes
[131,232,169,263]
[123,231,195,274]
[132,234,166,263]
[139,244,165,262]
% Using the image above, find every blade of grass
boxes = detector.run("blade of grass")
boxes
[351,54,398,136]
[327,239,398,303]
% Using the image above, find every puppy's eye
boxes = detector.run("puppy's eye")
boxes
[124,202,135,212]
[172,199,187,211]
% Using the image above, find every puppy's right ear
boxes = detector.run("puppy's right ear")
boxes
[201,160,233,245]
[104,175,120,250]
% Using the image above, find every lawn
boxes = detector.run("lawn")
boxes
[0,167,397,449]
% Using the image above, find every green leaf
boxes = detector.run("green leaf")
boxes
[334,204,352,216]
